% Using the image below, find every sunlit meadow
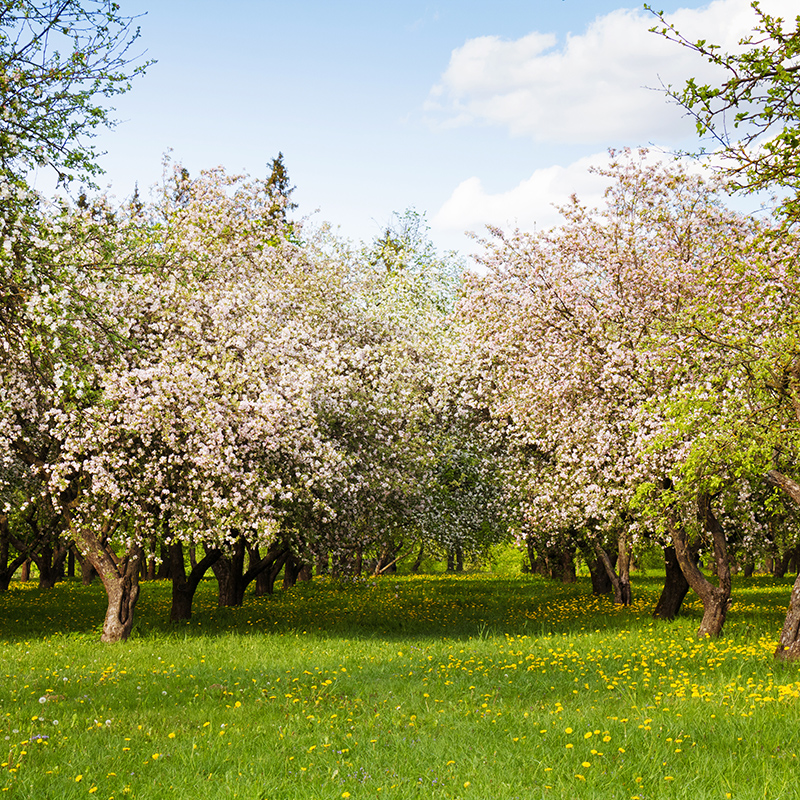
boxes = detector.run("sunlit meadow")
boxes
[0,557,798,799]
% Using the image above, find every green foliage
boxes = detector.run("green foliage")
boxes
[648,2,800,219]
[0,0,152,186]
[265,151,297,226]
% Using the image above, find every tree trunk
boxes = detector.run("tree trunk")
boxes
[212,538,247,607]
[248,546,270,597]
[591,537,630,606]
[283,555,301,589]
[617,532,632,604]
[412,542,425,573]
[789,545,800,575]
[0,514,28,592]
[34,539,68,589]
[354,546,363,577]
[155,542,172,580]
[212,538,289,606]
[670,493,731,638]
[63,509,143,642]
[100,564,141,642]
[582,538,616,594]
[375,541,400,576]
[763,471,800,659]
[772,550,790,578]
[245,543,290,594]
[560,543,576,584]
[169,542,222,621]
[264,550,290,594]
[775,570,800,660]
[653,546,691,620]
[79,555,97,585]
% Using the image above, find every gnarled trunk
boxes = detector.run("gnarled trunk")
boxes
[101,565,141,642]
[653,546,691,621]
[63,508,142,642]
[774,570,800,660]
[670,493,731,638]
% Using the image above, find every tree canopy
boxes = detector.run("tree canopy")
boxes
[648,2,800,219]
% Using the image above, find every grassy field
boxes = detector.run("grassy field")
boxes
[0,563,798,799]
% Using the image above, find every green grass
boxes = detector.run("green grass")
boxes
[0,570,798,799]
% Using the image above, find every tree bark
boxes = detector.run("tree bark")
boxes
[653,546,691,620]
[248,546,270,597]
[63,508,142,642]
[283,555,301,589]
[616,533,632,604]
[100,559,141,642]
[76,551,97,585]
[766,469,800,505]
[774,570,800,660]
[264,550,290,594]
[155,542,172,580]
[0,513,30,592]
[169,542,222,621]
[412,542,425,574]
[581,538,615,594]
[591,536,631,606]
[212,538,247,606]
[146,535,157,580]
[212,538,290,606]
[670,493,731,638]
[33,538,68,589]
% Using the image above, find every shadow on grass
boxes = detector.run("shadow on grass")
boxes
[0,571,794,643]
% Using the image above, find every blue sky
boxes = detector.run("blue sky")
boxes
[70,0,795,255]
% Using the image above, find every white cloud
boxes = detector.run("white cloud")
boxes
[427,0,799,144]
[432,148,728,241]
[433,151,614,238]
